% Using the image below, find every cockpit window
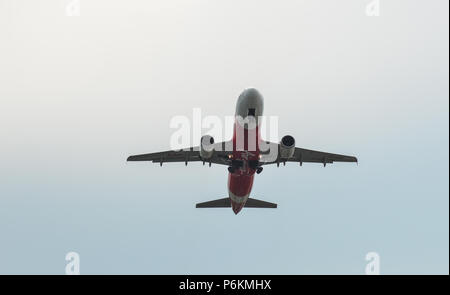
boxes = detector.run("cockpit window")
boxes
[248,108,256,117]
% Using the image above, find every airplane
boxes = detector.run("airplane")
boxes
[127,88,358,214]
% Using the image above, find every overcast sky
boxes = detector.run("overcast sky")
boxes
[0,0,448,274]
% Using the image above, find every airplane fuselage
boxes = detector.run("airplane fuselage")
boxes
[228,88,264,214]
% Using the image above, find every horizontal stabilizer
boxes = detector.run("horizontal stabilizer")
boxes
[196,198,277,208]
[196,198,231,208]
[245,198,277,208]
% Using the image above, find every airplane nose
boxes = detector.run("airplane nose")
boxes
[241,88,263,104]
[236,88,264,118]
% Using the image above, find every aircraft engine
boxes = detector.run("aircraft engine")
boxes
[200,135,215,159]
[280,135,295,159]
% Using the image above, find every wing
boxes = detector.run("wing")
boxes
[259,142,357,166]
[127,141,233,166]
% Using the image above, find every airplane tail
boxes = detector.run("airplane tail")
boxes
[196,198,277,208]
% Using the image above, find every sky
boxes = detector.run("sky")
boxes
[0,0,448,274]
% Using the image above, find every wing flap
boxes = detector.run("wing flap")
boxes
[127,141,233,166]
[292,147,358,163]
[260,142,357,166]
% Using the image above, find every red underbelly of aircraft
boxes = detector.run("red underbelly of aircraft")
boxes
[228,122,260,214]
[228,173,254,196]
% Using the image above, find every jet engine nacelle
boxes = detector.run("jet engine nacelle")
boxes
[280,135,295,159]
[200,135,215,159]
